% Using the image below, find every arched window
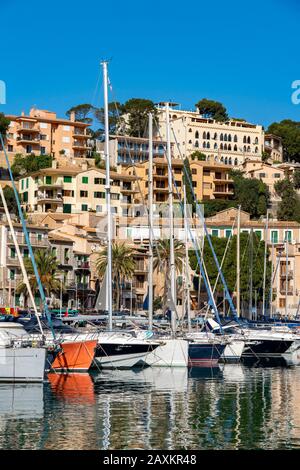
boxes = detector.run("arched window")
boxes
[195,140,199,148]
[254,137,258,144]
[214,143,218,149]
[195,131,199,139]
[234,158,238,165]
[203,141,206,148]
[189,128,192,133]
[220,133,223,141]
[207,142,210,149]
[213,132,217,140]
[203,131,206,139]
[224,134,228,141]
[228,157,232,165]
[220,156,224,162]
[247,136,251,144]
[243,136,247,143]
[234,144,237,151]
[207,155,210,161]
[207,132,210,140]
[228,134,232,142]
[225,157,228,165]
[224,143,228,150]
[188,140,192,144]
[227,144,231,151]
[234,135,238,142]
[243,145,247,152]
[214,155,218,161]
[255,146,258,153]
[247,146,251,152]
[172,114,177,119]
[220,143,224,150]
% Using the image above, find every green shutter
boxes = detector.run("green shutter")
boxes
[82,176,88,184]
[45,176,52,185]
[225,229,232,238]
[64,176,72,183]
[212,229,219,237]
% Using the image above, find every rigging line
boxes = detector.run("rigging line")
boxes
[0,133,56,340]
[154,114,239,322]
[91,69,103,109]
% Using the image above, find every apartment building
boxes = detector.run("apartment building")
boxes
[18,161,137,216]
[4,107,92,161]
[122,157,233,206]
[264,134,283,162]
[103,135,171,166]
[154,106,264,166]
[205,207,300,318]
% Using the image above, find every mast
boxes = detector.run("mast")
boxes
[270,243,274,318]
[183,181,191,332]
[165,102,176,336]
[236,205,241,317]
[148,112,154,331]
[285,239,288,319]
[101,60,113,331]
[262,210,269,318]
[249,228,253,320]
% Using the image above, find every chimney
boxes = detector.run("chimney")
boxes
[52,160,58,169]
[70,111,75,122]
[81,161,88,171]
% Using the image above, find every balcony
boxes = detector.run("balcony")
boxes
[72,132,89,139]
[38,182,63,190]
[6,257,20,266]
[37,193,63,204]
[75,261,90,271]
[16,136,40,144]
[17,126,39,133]
[134,261,147,273]
[7,234,49,247]
[280,270,293,279]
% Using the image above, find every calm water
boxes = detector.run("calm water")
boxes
[0,365,300,450]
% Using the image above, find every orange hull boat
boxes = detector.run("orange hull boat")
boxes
[51,340,97,372]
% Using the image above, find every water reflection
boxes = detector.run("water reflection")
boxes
[1,365,300,449]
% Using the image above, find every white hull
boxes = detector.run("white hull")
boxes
[222,340,245,362]
[144,339,189,367]
[94,351,150,369]
[0,347,46,382]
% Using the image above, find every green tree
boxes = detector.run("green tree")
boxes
[123,98,157,137]
[17,250,61,300]
[66,104,95,124]
[94,102,125,136]
[293,169,300,189]
[195,98,228,122]
[202,199,237,218]
[11,154,53,177]
[190,151,206,161]
[182,158,195,210]
[267,120,300,162]
[96,242,136,310]
[0,113,10,142]
[274,178,300,222]
[230,170,270,218]
[0,185,19,216]
[153,239,185,309]
[189,234,271,303]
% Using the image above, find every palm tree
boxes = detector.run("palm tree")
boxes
[96,242,136,310]
[17,249,62,304]
[153,239,185,308]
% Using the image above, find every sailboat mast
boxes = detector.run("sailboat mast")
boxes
[236,205,241,317]
[285,239,288,318]
[262,210,269,318]
[270,242,274,318]
[148,112,154,331]
[249,228,253,320]
[102,60,113,330]
[183,182,191,332]
[165,102,176,336]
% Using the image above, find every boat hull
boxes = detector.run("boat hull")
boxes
[51,340,97,372]
[188,343,226,367]
[0,347,46,382]
[94,342,158,369]
[242,339,294,359]
[143,339,189,367]
[221,340,245,363]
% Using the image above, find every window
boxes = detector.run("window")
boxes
[46,176,52,185]
[10,247,16,259]
[234,145,237,151]
[23,192,28,203]
[62,189,74,197]
[63,136,70,143]
[192,169,197,175]
[63,204,72,213]
[96,205,102,212]
[63,125,70,131]
[40,134,47,140]
[195,131,199,139]
[225,229,232,238]
[111,193,120,200]
[23,249,29,258]
[82,176,88,184]
[195,140,199,148]
[285,230,292,242]
[94,177,105,185]
[9,269,15,281]
[259,173,266,178]
[40,123,48,129]
[64,176,72,183]
[37,233,42,241]
[94,192,105,198]
[52,247,57,256]
[81,204,88,211]
[212,229,219,237]
[234,135,238,142]
[21,180,24,190]
[8,145,13,152]
[26,178,29,189]
[271,230,278,243]
[80,190,88,198]
[41,147,46,155]
[254,230,262,240]
[273,173,281,178]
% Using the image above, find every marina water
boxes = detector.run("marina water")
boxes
[0,365,300,450]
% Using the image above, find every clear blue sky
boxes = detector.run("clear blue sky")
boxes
[1,0,300,127]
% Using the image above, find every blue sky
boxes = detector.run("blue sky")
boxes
[1,0,300,127]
